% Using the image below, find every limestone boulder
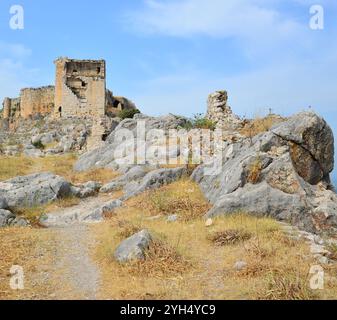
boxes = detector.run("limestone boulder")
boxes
[0,197,8,210]
[74,114,188,172]
[192,111,337,234]
[272,111,334,184]
[114,230,153,263]
[0,172,72,208]
[100,166,151,193]
[122,167,187,200]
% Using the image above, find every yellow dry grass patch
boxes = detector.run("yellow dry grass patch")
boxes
[13,196,81,225]
[0,227,56,300]
[240,115,285,139]
[0,154,119,184]
[90,179,337,300]
[127,178,211,222]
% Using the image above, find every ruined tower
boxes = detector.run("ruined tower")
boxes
[2,98,11,119]
[54,57,106,118]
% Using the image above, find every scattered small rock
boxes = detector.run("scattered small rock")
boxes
[234,261,247,271]
[167,215,178,222]
[205,218,213,227]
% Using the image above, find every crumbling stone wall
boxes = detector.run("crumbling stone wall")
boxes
[54,58,106,118]
[105,90,137,117]
[20,86,55,118]
[2,98,11,119]
[2,97,21,120]
[1,57,138,124]
[206,90,243,131]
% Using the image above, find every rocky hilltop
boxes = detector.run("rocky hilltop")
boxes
[1,89,337,300]
[73,104,336,235]
[0,90,335,236]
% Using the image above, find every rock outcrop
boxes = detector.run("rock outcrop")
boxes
[74,114,187,172]
[122,167,187,200]
[0,172,72,208]
[192,111,336,234]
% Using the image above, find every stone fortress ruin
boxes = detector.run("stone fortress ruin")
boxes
[1,57,137,121]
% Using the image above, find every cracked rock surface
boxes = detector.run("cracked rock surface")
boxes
[192,111,336,234]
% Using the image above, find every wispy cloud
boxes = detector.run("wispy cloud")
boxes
[0,42,32,59]
[0,43,37,101]
[125,0,303,41]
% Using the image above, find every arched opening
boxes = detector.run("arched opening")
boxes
[58,106,62,117]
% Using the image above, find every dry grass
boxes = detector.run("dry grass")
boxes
[127,178,211,222]
[258,268,318,300]
[240,115,285,139]
[0,154,119,184]
[208,229,252,246]
[89,179,337,300]
[2,177,337,300]
[247,158,263,184]
[124,239,191,278]
[0,227,57,300]
[12,196,81,225]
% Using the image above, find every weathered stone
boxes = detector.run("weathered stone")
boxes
[234,261,247,271]
[0,209,15,227]
[0,172,72,208]
[192,142,273,204]
[272,111,334,182]
[100,166,149,193]
[0,197,8,210]
[206,182,313,231]
[114,230,152,263]
[123,167,187,200]
[40,198,123,227]
[74,114,188,172]
[192,111,337,234]
[167,214,178,222]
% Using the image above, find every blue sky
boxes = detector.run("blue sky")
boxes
[0,0,336,182]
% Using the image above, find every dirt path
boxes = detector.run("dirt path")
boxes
[50,225,100,300]
[33,195,113,300]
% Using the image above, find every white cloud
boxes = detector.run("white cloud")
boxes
[125,0,304,41]
[0,43,37,103]
[0,42,32,59]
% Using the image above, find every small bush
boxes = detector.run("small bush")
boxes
[118,108,141,120]
[247,158,263,184]
[240,115,285,139]
[193,113,216,130]
[258,269,317,300]
[180,114,216,131]
[124,240,190,277]
[32,140,45,150]
[116,219,142,239]
[146,187,211,221]
[208,229,252,246]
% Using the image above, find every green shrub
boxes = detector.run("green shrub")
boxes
[118,108,141,120]
[32,141,45,150]
[179,114,216,131]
